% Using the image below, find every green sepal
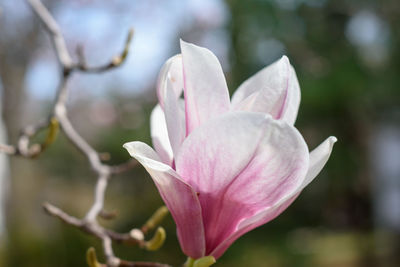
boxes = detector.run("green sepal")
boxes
[86,247,101,267]
[145,226,166,251]
[185,256,216,267]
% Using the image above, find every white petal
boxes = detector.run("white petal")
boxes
[180,40,230,134]
[303,136,337,188]
[164,79,186,157]
[157,54,183,109]
[232,56,300,125]
[150,105,173,166]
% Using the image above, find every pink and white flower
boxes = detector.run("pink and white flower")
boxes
[124,40,336,260]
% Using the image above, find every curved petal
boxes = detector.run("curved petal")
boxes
[175,112,309,255]
[164,79,186,159]
[157,54,183,109]
[156,55,186,159]
[123,141,205,258]
[180,40,230,135]
[210,136,337,258]
[283,65,301,124]
[231,56,300,125]
[150,105,173,166]
[303,136,337,188]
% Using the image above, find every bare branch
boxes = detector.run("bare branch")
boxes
[85,173,110,222]
[43,203,138,244]
[118,260,172,267]
[0,1,171,266]
[55,106,106,173]
[110,160,138,174]
[17,119,49,157]
[76,28,134,73]
[99,209,119,220]
[44,202,172,267]
[27,0,74,68]
[43,202,83,228]
[87,247,172,267]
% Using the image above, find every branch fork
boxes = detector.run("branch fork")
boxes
[0,0,171,266]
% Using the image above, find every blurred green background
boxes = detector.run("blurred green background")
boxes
[1,0,400,266]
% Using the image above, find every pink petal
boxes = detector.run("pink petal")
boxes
[210,193,298,259]
[123,141,205,258]
[157,55,183,109]
[210,136,337,258]
[231,56,300,125]
[150,105,173,166]
[175,112,309,255]
[180,40,230,135]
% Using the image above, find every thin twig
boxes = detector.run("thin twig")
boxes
[43,203,171,266]
[85,173,110,222]
[27,0,73,68]
[17,119,49,157]
[43,202,83,228]
[118,260,172,267]
[110,160,138,174]
[43,203,136,243]
[0,1,170,266]
[76,28,134,73]
[99,209,118,220]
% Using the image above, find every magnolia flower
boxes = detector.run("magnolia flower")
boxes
[124,40,336,261]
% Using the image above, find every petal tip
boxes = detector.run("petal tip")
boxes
[280,55,290,65]
[122,141,137,156]
[180,39,208,55]
[180,39,192,49]
[329,136,338,144]
[122,141,133,150]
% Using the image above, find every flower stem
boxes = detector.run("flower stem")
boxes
[184,257,195,267]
